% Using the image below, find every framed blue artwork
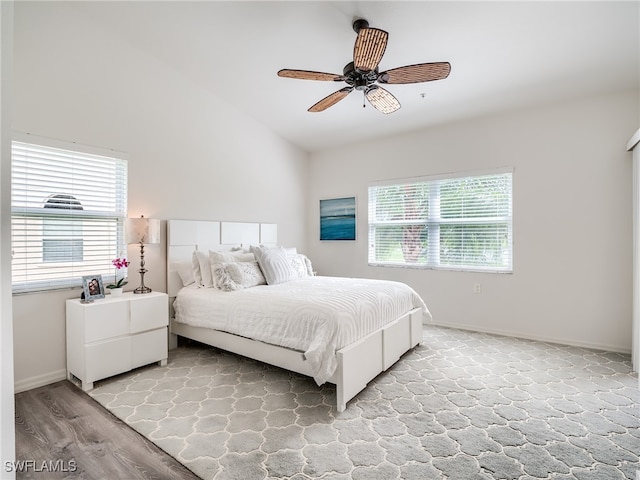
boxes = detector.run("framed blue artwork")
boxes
[320,197,356,241]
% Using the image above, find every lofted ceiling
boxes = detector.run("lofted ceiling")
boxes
[70,1,639,153]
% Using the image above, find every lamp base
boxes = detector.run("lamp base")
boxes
[133,286,152,294]
[133,244,152,294]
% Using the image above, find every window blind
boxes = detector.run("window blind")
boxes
[368,170,512,272]
[11,139,128,293]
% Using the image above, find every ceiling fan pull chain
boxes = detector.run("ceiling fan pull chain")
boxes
[363,91,366,108]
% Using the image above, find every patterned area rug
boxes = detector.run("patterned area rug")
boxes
[88,325,639,480]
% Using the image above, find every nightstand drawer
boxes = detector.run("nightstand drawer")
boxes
[85,337,131,383]
[130,294,168,333]
[131,329,167,368]
[84,301,129,343]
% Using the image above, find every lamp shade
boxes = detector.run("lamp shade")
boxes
[126,217,160,244]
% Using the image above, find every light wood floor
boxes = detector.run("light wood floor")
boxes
[14,380,200,480]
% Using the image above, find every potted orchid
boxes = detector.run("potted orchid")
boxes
[106,257,130,295]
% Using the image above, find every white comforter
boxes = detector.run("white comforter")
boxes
[173,276,430,384]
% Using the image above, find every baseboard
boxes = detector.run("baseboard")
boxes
[14,369,67,394]
[429,321,632,356]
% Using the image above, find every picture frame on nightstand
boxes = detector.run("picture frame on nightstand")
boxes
[81,275,105,302]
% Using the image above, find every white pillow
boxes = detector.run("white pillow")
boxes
[174,261,195,286]
[193,250,256,288]
[302,255,314,276]
[209,250,256,288]
[212,261,266,291]
[209,250,255,265]
[195,250,214,287]
[288,254,313,279]
[253,245,296,285]
[192,251,203,287]
[250,245,297,256]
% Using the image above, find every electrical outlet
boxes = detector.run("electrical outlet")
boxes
[474,283,482,294]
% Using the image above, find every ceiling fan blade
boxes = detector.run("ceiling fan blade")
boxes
[353,27,388,72]
[308,87,354,112]
[278,69,345,82]
[378,62,451,84]
[365,86,400,114]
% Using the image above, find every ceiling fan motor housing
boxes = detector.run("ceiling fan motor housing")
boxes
[343,61,379,90]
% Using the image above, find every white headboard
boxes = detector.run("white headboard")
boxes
[167,219,277,298]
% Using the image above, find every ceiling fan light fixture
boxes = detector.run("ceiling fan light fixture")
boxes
[366,86,400,114]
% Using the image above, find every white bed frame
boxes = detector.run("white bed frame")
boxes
[167,219,424,412]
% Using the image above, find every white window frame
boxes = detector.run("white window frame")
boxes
[368,168,513,273]
[11,134,128,293]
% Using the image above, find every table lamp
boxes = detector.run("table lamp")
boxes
[125,215,160,294]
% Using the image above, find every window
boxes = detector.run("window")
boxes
[368,169,512,272]
[11,137,128,293]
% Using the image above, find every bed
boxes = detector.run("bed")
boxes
[167,219,430,412]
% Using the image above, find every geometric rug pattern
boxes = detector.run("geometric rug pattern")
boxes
[88,325,640,480]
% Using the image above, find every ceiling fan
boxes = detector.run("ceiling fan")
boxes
[277,18,451,114]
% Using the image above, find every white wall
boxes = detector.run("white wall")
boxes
[11,2,308,391]
[307,90,639,354]
[1,0,16,474]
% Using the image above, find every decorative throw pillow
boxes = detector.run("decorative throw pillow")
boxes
[302,255,314,276]
[288,254,313,279]
[209,251,256,288]
[212,261,266,291]
[253,245,296,285]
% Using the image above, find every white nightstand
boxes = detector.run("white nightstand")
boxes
[66,291,169,391]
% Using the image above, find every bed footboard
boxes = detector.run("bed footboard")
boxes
[332,307,423,412]
[333,330,384,412]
